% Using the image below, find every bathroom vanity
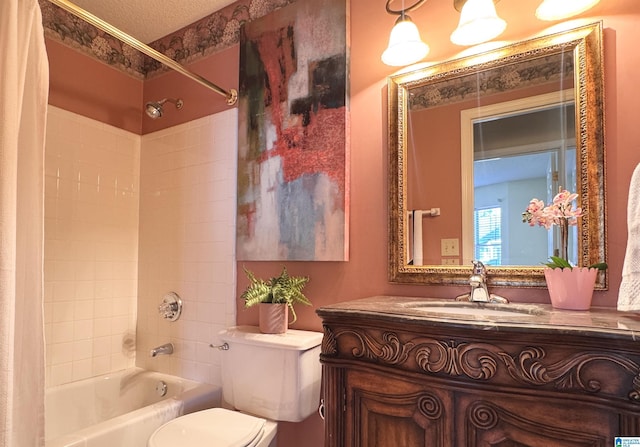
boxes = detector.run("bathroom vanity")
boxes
[317,297,640,446]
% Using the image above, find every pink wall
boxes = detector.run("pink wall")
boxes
[46,39,143,134]
[237,0,640,326]
[141,47,239,134]
[45,1,640,446]
[239,4,640,442]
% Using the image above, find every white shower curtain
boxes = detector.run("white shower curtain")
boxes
[0,0,48,446]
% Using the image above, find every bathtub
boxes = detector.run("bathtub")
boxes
[45,368,221,447]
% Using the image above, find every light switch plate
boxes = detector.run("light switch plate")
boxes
[441,238,459,256]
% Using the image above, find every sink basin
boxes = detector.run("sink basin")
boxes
[401,302,541,318]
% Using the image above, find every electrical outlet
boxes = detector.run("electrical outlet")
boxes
[442,258,459,265]
[441,238,459,256]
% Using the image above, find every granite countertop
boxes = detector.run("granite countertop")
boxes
[317,296,640,341]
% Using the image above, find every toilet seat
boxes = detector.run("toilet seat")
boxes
[147,408,267,447]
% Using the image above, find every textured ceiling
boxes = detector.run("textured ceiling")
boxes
[67,0,238,43]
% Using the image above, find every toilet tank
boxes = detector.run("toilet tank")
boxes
[219,326,323,423]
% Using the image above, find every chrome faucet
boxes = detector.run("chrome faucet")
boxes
[150,343,174,357]
[456,260,508,303]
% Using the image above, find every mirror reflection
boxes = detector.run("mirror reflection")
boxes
[388,22,606,288]
[467,95,576,267]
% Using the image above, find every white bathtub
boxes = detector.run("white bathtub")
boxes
[45,368,221,447]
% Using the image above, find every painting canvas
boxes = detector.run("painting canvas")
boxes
[237,0,349,261]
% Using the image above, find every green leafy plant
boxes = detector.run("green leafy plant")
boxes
[544,255,607,271]
[241,266,311,324]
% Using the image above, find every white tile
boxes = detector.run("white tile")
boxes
[73,339,93,360]
[94,299,113,317]
[93,318,111,338]
[46,108,238,385]
[74,261,95,281]
[110,334,124,354]
[191,362,213,384]
[74,319,94,340]
[50,362,73,386]
[195,341,214,364]
[72,359,93,381]
[179,340,197,361]
[50,342,74,365]
[52,301,74,323]
[52,280,75,302]
[195,321,214,342]
[94,280,114,299]
[52,321,74,343]
[92,356,110,376]
[195,302,214,323]
[111,315,129,334]
[74,281,95,300]
[44,302,53,324]
[74,300,94,320]
[92,336,111,357]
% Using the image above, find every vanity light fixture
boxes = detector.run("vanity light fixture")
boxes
[536,0,601,21]
[450,0,506,46]
[382,0,430,67]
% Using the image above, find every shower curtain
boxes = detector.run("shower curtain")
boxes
[0,0,48,445]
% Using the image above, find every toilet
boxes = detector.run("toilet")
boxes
[147,325,323,447]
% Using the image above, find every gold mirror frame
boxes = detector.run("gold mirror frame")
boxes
[388,22,606,288]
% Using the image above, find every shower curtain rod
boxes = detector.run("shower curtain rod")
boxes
[47,0,238,106]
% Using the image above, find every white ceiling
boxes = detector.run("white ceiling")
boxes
[68,0,237,43]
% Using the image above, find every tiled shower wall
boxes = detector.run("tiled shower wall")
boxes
[44,106,238,387]
[136,109,238,385]
[44,106,140,386]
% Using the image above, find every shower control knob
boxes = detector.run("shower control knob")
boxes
[159,292,182,321]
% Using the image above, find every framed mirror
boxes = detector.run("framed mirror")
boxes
[388,22,606,288]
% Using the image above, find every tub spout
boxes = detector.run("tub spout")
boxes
[150,343,173,357]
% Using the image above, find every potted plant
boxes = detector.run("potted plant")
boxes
[241,266,311,333]
[522,188,606,310]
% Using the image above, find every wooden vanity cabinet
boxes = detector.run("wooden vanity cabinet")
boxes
[318,298,640,447]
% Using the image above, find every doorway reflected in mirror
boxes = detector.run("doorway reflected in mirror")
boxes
[464,92,577,267]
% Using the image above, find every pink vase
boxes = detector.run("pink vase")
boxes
[258,303,289,334]
[544,267,598,310]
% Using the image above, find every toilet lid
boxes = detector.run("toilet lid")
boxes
[148,408,266,447]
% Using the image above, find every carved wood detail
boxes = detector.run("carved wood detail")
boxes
[620,414,640,436]
[331,327,640,403]
[319,300,640,446]
[417,393,443,420]
[466,401,606,447]
[353,388,447,446]
[322,324,337,356]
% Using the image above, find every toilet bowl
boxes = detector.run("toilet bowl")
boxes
[147,408,277,447]
[147,326,323,447]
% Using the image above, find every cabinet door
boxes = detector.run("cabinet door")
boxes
[345,369,453,447]
[457,392,615,447]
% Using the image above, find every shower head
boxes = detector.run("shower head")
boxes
[145,98,183,119]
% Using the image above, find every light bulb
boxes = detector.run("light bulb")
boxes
[536,0,601,21]
[382,15,430,67]
[450,0,506,46]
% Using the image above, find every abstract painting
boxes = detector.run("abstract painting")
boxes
[237,0,349,261]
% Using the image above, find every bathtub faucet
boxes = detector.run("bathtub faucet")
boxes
[150,343,174,357]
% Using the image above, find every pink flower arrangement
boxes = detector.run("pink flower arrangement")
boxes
[522,189,582,230]
[522,189,606,270]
